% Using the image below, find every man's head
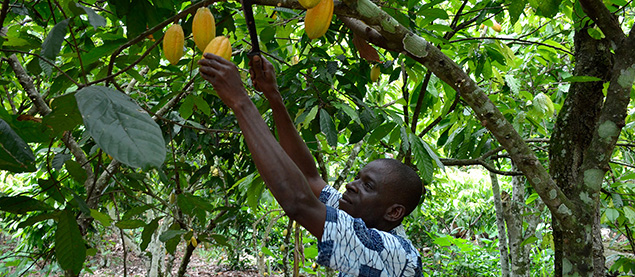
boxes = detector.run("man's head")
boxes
[339,158,423,231]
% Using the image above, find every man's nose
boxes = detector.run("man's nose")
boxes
[345,180,359,193]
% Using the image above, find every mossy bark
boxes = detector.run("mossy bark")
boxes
[549,27,612,277]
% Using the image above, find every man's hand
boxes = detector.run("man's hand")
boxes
[198,53,250,109]
[248,55,280,99]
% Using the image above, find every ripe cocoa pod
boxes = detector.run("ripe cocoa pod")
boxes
[163,24,184,65]
[304,0,333,40]
[190,236,198,247]
[370,64,380,82]
[203,36,232,61]
[492,22,502,32]
[299,0,321,9]
[192,7,216,52]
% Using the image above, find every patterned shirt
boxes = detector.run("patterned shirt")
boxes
[317,185,423,276]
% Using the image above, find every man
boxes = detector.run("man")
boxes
[198,53,423,276]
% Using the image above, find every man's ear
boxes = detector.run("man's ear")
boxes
[384,204,406,222]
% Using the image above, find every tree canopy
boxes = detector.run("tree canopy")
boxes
[1,0,634,276]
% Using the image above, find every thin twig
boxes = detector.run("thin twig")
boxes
[450,36,573,55]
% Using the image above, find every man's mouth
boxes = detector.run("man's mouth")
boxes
[341,194,353,205]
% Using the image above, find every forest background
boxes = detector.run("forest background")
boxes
[1,0,635,276]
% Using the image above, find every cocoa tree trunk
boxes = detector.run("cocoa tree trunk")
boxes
[548,26,613,276]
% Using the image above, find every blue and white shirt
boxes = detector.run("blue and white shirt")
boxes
[317,185,423,276]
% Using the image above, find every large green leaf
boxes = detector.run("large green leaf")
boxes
[0,196,52,214]
[409,133,435,184]
[40,19,69,76]
[75,3,107,30]
[75,86,166,169]
[140,217,162,251]
[319,109,337,146]
[0,119,36,173]
[55,209,86,275]
[115,219,146,229]
[90,209,113,227]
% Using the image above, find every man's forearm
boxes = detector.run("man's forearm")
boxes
[230,97,325,238]
[268,92,326,196]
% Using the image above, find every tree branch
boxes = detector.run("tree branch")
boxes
[105,0,217,85]
[450,37,573,56]
[578,0,626,45]
[5,54,95,204]
[440,158,522,176]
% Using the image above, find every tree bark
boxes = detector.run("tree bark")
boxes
[548,26,613,276]
[489,171,510,277]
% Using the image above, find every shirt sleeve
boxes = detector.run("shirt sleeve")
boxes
[316,206,423,276]
[318,185,341,209]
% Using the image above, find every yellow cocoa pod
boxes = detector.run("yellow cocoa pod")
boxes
[190,236,198,248]
[299,0,321,9]
[203,36,232,61]
[492,22,502,32]
[163,24,184,65]
[192,7,216,52]
[370,64,380,82]
[304,0,333,40]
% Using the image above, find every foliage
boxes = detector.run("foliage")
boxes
[0,0,634,275]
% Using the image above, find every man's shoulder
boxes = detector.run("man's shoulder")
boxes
[319,185,341,208]
[319,207,422,276]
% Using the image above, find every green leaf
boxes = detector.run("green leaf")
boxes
[433,235,452,247]
[43,93,83,135]
[55,209,86,275]
[17,212,59,229]
[368,122,396,145]
[193,95,211,116]
[0,106,50,143]
[526,193,540,204]
[508,0,526,25]
[65,160,87,184]
[299,106,319,130]
[122,205,152,220]
[605,208,619,222]
[179,94,195,119]
[73,193,90,215]
[587,27,605,40]
[319,109,337,147]
[521,235,539,247]
[159,229,186,242]
[0,196,52,214]
[529,0,562,18]
[624,206,635,224]
[504,75,520,95]
[418,8,448,20]
[246,177,265,211]
[38,179,65,203]
[75,86,166,169]
[90,209,113,227]
[562,76,603,83]
[332,102,361,125]
[409,133,435,184]
[0,119,36,173]
[40,19,69,75]
[141,217,161,251]
[115,220,146,229]
[75,3,106,30]
[81,39,126,65]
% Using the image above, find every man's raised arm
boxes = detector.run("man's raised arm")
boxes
[249,56,327,197]
[198,53,325,238]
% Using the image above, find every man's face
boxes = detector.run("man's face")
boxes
[339,160,393,229]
